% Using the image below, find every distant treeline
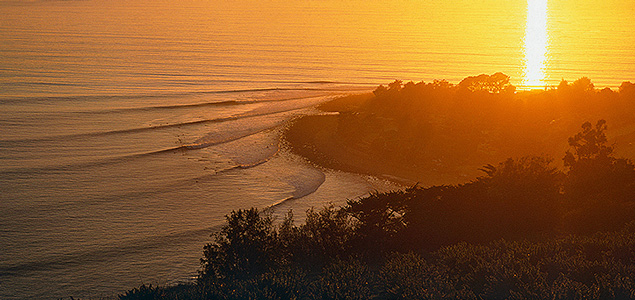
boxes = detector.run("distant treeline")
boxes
[300,73,635,184]
[118,74,635,299]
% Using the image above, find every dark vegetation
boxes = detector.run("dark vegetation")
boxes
[121,75,635,299]
[288,74,635,185]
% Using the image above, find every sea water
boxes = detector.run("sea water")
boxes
[1,0,634,298]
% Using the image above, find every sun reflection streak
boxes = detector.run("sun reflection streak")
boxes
[522,0,548,89]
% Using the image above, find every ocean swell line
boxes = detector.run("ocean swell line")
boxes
[0,87,345,105]
[0,121,284,176]
[1,95,337,144]
[68,93,334,116]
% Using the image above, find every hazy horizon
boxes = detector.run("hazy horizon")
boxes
[1,0,634,100]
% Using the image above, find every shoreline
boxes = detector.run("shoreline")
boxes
[283,112,480,188]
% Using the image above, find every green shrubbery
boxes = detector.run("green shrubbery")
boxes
[122,227,635,299]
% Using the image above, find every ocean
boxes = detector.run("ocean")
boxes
[1,0,634,298]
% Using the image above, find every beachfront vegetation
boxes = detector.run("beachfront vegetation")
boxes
[288,74,635,185]
[122,119,635,299]
[123,229,635,299]
[121,75,635,299]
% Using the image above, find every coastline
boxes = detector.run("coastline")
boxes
[283,81,635,189]
[283,95,481,187]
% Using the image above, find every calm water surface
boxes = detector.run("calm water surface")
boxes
[1,0,634,298]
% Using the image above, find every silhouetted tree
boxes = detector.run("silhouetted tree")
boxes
[571,77,595,92]
[372,80,402,97]
[292,205,356,269]
[431,79,454,90]
[620,81,635,95]
[477,156,564,236]
[199,208,279,282]
[372,84,388,97]
[562,120,635,233]
[563,120,612,169]
[558,79,570,91]
[346,190,407,259]
[458,72,514,93]
[388,80,403,92]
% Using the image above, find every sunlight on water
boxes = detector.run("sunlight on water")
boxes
[522,0,549,89]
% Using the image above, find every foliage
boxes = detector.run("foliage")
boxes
[398,155,566,251]
[119,284,163,300]
[458,72,515,94]
[288,74,635,188]
[345,190,407,259]
[560,120,635,233]
[563,120,635,201]
[122,227,635,300]
[122,76,635,298]
[620,81,635,94]
[124,122,635,298]
[199,208,280,282]
[563,119,613,169]
[290,205,357,269]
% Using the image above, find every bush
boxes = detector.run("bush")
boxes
[199,208,280,282]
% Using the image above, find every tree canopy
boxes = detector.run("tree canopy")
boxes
[458,72,515,93]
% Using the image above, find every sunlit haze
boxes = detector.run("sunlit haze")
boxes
[523,0,549,88]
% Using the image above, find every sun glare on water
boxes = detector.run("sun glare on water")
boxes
[522,0,549,89]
